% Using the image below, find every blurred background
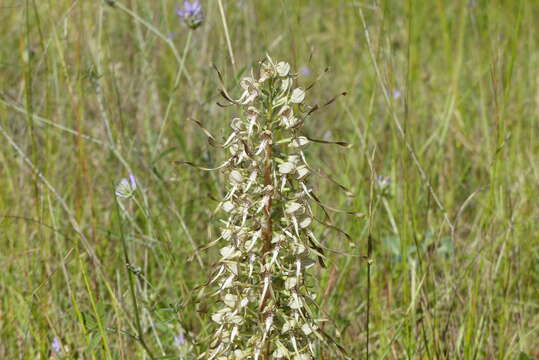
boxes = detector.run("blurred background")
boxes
[1,0,538,358]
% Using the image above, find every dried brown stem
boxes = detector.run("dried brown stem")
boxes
[260,123,274,360]
[261,131,273,256]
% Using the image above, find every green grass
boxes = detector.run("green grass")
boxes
[1,0,538,358]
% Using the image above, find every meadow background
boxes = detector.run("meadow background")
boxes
[1,0,538,358]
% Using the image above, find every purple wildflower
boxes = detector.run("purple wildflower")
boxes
[174,333,186,347]
[393,89,401,99]
[115,174,137,199]
[299,66,311,76]
[176,1,204,29]
[51,336,62,354]
[128,173,136,189]
[323,130,332,139]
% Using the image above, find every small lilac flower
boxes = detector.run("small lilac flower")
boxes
[376,175,391,191]
[115,173,137,199]
[51,336,62,354]
[299,66,311,76]
[174,333,186,347]
[323,130,332,140]
[392,89,401,99]
[176,1,204,30]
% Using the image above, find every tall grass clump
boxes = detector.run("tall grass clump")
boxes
[183,56,349,359]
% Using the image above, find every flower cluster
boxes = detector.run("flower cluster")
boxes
[115,174,137,199]
[176,1,204,30]
[199,56,339,359]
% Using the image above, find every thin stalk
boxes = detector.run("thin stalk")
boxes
[80,255,114,359]
[260,82,275,360]
[0,98,105,146]
[25,0,41,246]
[261,133,273,255]
[357,8,454,235]
[382,197,399,236]
[217,0,236,72]
[366,237,372,360]
[261,81,275,271]
[113,0,181,63]
[156,29,193,152]
[261,129,273,360]
[114,197,156,360]
[365,151,377,360]
[0,124,99,265]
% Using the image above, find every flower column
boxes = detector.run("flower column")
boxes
[206,56,327,360]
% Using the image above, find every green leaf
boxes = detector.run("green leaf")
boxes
[87,333,101,351]
[152,146,179,165]
[437,236,454,258]
[383,235,402,263]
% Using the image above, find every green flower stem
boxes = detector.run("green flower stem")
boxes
[155,29,193,152]
[114,196,156,360]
